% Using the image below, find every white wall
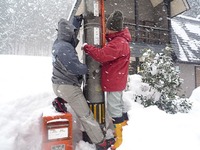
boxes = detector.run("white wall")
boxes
[177,63,195,97]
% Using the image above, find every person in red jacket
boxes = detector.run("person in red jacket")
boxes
[83,10,131,149]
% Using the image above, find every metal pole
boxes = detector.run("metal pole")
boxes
[134,0,139,42]
[134,0,140,74]
[164,0,171,44]
[83,0,105,125]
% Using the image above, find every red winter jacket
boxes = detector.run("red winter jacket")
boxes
[83,28,132,92]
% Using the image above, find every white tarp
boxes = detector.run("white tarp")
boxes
[150,0,163,7]
[150,0,190,17]
[171,0,190,17]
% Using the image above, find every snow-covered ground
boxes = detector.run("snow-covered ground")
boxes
[0,55,200,150]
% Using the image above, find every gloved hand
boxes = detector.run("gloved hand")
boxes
[81,43,88,50]
[52,97,68,113]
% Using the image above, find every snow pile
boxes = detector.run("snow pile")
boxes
[0,55,200,150]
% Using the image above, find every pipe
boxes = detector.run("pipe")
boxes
[100,0,106,46]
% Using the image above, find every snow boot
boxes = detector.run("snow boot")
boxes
[122,112,129,126]
[111,123,123,150]
[96,138,115,150]
[52,97,68,113]
[121,120,128,126]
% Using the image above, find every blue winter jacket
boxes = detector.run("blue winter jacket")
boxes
[52,18,87,87]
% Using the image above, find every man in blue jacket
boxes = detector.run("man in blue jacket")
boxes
[51,18,114,150]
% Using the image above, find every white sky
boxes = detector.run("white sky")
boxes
[0,55,200,150]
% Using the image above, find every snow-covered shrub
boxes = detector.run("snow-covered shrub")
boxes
[155,97,192,114]
[135,46,192,114]
[127,74,160,103]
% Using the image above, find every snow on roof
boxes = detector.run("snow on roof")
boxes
[171,15,200,64]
